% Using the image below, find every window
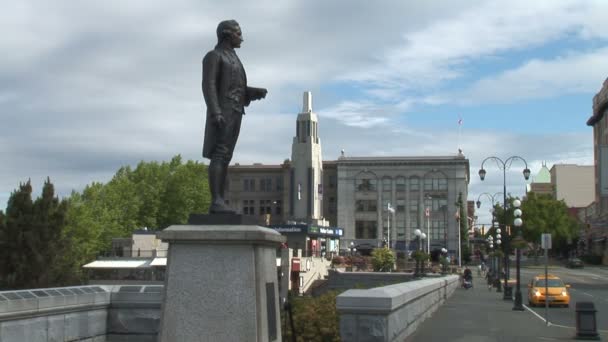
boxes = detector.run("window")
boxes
[438,178,447,191]
[276,177,283,191]
[259,200,272,214]
[243,200,255,215]
[396,198,405,212]
[260,178,272,192]
[396,218,406,239]
[424,177,448,191]
[356,200,377,212]
[410,199,419,213]
[410,216,418,230]
[275,200,282,215]
[382,178,392,191]
[328,175,337,188]
[410,177,419,191]
[396,177,406,192]
[355,220,377,239]
[425,197,448,211]
[243,179,255,192]
[356,178,376,192]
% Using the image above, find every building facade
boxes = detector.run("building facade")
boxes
[585,77,608,264]
[223,92,470,258]
[335,156,469,256]
[527,162,554,196]
[550,164,594,208]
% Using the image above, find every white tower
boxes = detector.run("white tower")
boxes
[290,92,323,223]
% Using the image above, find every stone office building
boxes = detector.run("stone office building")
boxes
[225,92,470,257]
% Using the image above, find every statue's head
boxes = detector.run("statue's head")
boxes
[216,20,242,48]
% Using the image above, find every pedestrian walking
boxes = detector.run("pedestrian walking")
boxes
[485,269,494,291]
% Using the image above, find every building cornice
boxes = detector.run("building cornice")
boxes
[587,77,608,126]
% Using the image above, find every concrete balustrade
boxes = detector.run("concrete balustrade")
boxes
[336,275,460,342]
[0,285,162,342]
[1,275,459,341]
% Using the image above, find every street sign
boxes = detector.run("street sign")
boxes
[541,233,552,250]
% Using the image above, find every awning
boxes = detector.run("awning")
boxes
[150,257,167,266]
[83,259,151,269]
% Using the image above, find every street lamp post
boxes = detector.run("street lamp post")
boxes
[441,247,448,274]
[494,222,503,293]
[512,199,525,311]
[387,202,395,249]
[414,229,422,276]
[479,156,530,300]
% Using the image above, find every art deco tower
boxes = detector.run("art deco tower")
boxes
[290,92,323,223]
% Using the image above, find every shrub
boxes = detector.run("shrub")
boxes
[371,248,395,272]
[331,256,344,266]
[282,291,340,342]
[411,250,429,262]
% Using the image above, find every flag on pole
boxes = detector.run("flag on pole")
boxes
[297,183,301,200]
[387,202,395,214]
[425,207,430,217]
[457,116,463,126]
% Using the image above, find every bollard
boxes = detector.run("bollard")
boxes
[575,301,600,340]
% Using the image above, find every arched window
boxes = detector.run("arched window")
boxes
[356,172,377,192]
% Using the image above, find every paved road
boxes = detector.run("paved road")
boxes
[406,266,607,341]
[518,266,608,332]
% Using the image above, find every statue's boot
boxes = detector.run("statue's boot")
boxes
[208,159,236,214]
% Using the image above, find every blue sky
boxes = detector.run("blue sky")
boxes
[1,0,607,225]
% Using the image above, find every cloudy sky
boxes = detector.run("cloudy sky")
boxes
[2,0,607,225]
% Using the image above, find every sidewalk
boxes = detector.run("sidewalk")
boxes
[405,275,606,342]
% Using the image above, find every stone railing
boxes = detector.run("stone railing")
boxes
[0,285,110,341]
[0,285,162,342]
[336,275,459,342]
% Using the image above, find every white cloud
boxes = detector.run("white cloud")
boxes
[343,0,608,101]
[451,47,608,105]
[0,0,602,212]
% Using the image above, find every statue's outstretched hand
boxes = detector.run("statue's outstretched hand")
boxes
[248,87,267,101]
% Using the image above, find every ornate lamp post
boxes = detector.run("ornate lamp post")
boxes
[441,247,448,274]
[479,156,530,300]
[512,199,525,311]
[494,222,503,293]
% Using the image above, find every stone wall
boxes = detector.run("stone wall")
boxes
[0,285,162,342]
[321,269,414,293]
[336,275,459,342]
[0,286,110,342]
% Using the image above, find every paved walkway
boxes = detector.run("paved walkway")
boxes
[405,275,607,342]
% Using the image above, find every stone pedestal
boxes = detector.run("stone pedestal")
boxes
[157,224,285,342]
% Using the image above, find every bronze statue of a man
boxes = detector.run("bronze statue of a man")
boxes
[202,20,267,214]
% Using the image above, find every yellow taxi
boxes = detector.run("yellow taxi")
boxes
[527,274,571,308]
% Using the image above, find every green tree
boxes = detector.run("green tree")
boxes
[494,193,580,255]
[0,179,70,289]
[371,248,396,272]
[63,155,211,271]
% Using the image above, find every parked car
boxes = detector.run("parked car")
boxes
[527,274,570,308]
[566,257,584,268]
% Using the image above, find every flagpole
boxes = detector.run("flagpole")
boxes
[427,209,430,253]
[457,115,463,152]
